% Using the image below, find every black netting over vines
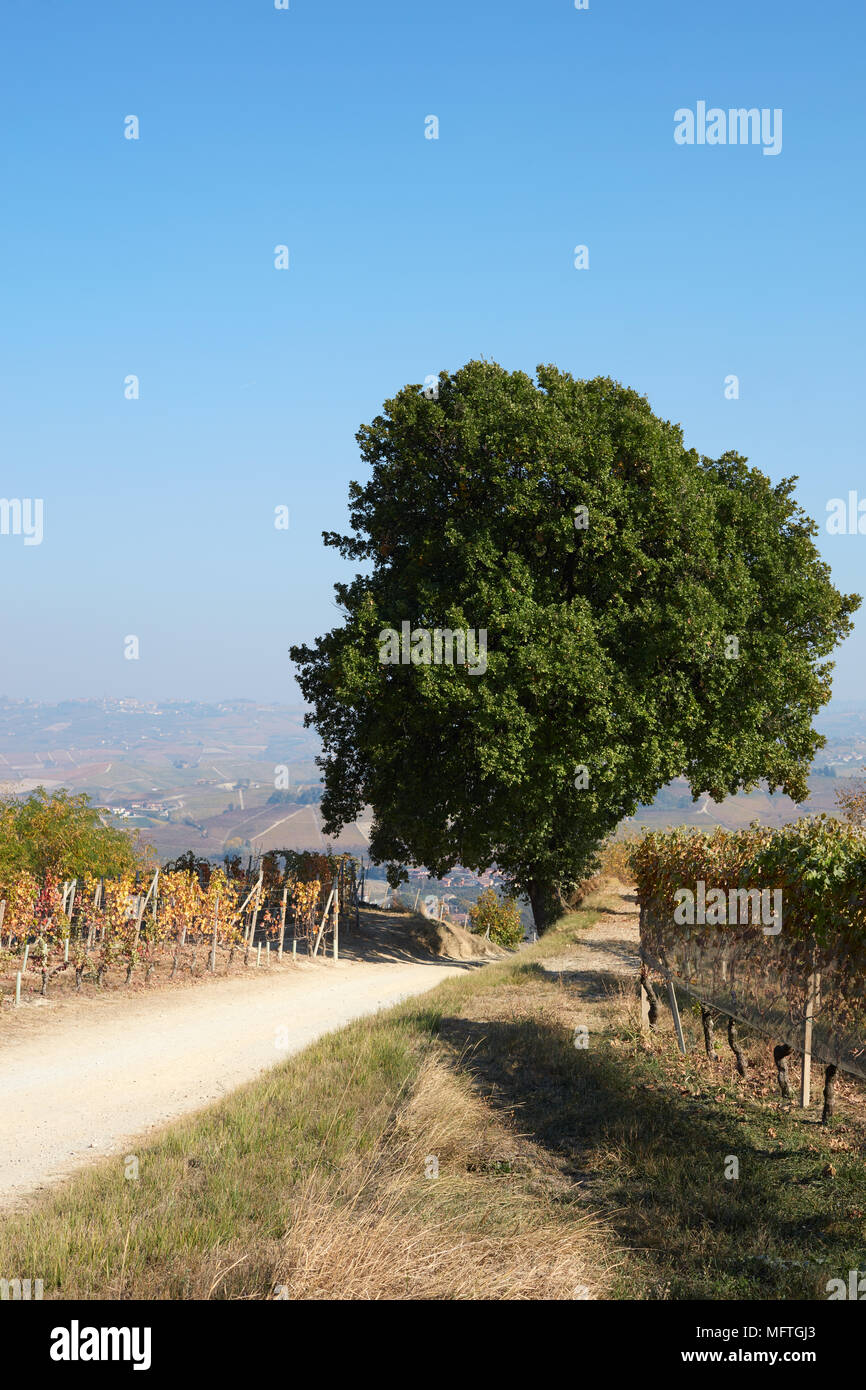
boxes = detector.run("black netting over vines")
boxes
[640,909,866,1079]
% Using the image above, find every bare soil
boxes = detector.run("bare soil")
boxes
[0,906,491,1210]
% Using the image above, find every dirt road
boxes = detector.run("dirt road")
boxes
[540,889,640,994]
[0,951,475,1210]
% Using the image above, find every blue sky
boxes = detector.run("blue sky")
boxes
[1,0,863,703]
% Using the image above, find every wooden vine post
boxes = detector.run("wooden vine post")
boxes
[312,885,336,958]
[133,870,159,955]
[667,978,687,1056]
[87,881,100,950]
[333,865,340,962]
[278,887,288,962]
[209,894,220,973]
[244,872,263,965]
[800,966,821,1108]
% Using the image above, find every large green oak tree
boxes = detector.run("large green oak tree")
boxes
[290,362,859,930]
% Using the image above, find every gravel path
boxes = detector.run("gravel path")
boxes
[0,952,474,1210]
[541,892,641,998]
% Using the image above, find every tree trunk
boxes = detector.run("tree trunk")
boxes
[727,1016,747,1079]
[41,962,67,997]
[774,1043,793,1100]
[527,880,577,934]
[821,1064,838,1125]
[640,965,660,1029]
[700,1005,716,1061]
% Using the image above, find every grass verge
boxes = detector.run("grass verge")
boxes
[0,886,863,1300]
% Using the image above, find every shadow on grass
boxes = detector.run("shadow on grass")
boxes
[436,1008,866,1300]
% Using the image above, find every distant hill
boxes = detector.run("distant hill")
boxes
[0,697,366,858]
[2,694,863,854]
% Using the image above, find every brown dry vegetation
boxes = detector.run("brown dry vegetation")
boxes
[269,1055,607,1300]
[0,902,497,1019]
[0,903,617,1301]
[1,882,864,1300]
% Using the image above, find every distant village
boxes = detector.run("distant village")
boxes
[361,863,511,927]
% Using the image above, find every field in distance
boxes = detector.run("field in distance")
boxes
[0,697,365,858]
[1,695,865,859]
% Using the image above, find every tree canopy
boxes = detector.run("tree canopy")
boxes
[0,787,143,880]
[290,361,860,929]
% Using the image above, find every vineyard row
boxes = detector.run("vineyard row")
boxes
[0,858,360,1000]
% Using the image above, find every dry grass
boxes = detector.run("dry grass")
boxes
[4,886,860,1301]
[271,1056,607,1300]
[0,906,616,1301]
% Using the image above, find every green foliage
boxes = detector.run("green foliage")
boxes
[263,849,343,889]
[631,816,866,950]
[266,786,323,806]
[290,360,859,929]
[468,888,524,947]
[0,787,143,879]
[162,850,214,885]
